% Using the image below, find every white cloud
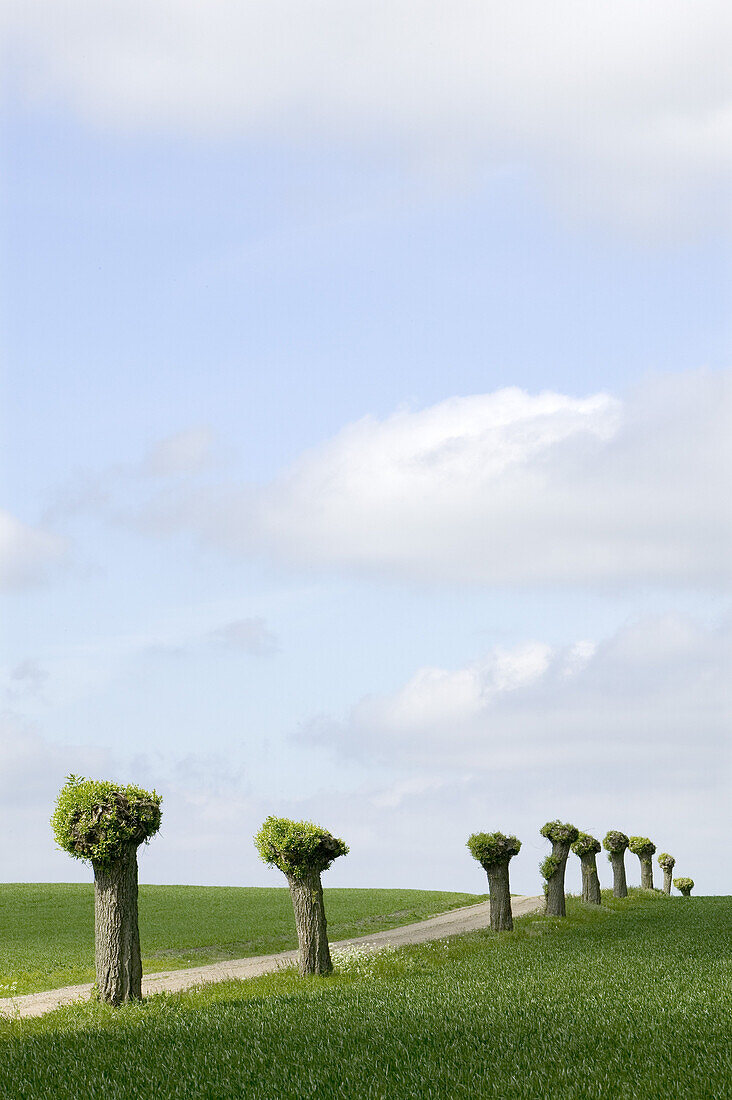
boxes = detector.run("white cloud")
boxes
[5,1,730,226]
[303,614,730,776]
[351,642,553,739]
[139,370,731,589]
[0,509,69,590]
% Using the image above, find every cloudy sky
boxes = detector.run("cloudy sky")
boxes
[2,2,730,896]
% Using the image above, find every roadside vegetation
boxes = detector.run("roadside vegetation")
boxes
[0,885,486,995]
[1,892,729,1099]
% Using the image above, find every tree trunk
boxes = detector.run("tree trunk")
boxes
[610,851,628,898]
[92,842,142,1005]
[580,853,601,905]
[486,864,513,931]
[545,842,571,917]
[287,870,332,975]
[662,868,672,895]
[638,855,654,890]
[679,885,692,897]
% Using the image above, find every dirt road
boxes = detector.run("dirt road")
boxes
[1,894,543,1020]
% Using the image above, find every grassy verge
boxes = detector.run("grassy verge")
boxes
[2,891,730,1099]
[0,884,486,994]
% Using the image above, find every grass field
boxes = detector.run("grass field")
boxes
[0,883,486,995]
[2,891,730,1099]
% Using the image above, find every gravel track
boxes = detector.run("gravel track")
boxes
[1,894,543,1020]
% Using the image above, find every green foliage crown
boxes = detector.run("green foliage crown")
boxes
[571,831,601,857]
[540,855,562,881]
[540,820,578,846]
[603,830,629,853]
[51,775,162,867]
[673,876,694,891]
[466,831,521,869]
[254,816,348,879]
[629,836,656,857]
[657,852,676,870]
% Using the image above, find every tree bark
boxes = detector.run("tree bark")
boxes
[662,868,673,895]
[545,842,571,917]
[580,853,602,905]
[638,855,654,890]
[486,863,513,931]
[287,870,332,975]
[92,842,142,1005]
[610,851,628,898]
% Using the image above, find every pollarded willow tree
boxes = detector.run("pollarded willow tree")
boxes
[603,831,629,898]
[657,852,676,895]
[674,876,694,897]
[254,816,348,975]
[571,832,602,905]
[466,831,521,931]
[629,836,656,889]
[540,820,578,917]
[51,775,162,1006]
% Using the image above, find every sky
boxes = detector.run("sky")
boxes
[1,2,730,897]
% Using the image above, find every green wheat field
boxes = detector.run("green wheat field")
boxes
[1,889,730,1099]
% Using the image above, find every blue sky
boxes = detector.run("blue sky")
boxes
[2,2,730,896]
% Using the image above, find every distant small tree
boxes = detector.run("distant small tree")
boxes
[540,821,579,917]
[657,852,676,895]
[572,832,602,905]
[254,816,348,975]
[673,876,694,897]
[629,836,656,889]
[51,775,162,1005]
[466,832,521,931]
[603,831,629,898]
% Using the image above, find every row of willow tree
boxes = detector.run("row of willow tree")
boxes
[467,820,694,935]
[50,777,694,1006]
